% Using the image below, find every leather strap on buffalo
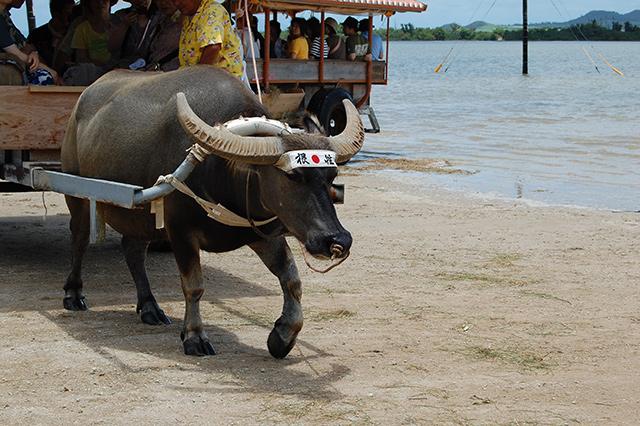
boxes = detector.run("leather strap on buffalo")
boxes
[153,174,277,228]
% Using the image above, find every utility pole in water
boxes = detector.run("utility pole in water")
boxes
[523,0,528,74]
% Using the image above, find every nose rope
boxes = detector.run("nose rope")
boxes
[243,174,349,272]
[298,240,350,273]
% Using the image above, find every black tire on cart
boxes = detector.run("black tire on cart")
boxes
[307,88,356,136]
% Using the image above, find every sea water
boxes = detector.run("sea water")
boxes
[359,41,640,211]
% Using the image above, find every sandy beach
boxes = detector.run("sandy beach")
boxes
[0,168,638,425]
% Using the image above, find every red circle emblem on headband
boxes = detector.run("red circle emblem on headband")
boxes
[311,154,320,164]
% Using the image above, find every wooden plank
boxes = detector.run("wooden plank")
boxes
[247,59,386,84]
[261,91,305,118]
[29,86,87,93]
[0,86,82,150]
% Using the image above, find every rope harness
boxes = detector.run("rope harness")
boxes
[152,145,347,273]
[153,172,277,228]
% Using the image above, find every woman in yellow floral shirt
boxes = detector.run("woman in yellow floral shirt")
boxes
[172,0,244,79]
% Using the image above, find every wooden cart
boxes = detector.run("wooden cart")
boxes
[1,0,426,234]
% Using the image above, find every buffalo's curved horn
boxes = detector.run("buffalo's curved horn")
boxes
[176,92,284,164]
[328,99,365,163]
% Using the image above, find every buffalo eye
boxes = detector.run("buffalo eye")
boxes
[285,170,306,184]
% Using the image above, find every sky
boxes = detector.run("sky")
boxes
[406,0,639,29]
[7,0,640,36]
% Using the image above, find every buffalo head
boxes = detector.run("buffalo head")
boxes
[175,92,364,260]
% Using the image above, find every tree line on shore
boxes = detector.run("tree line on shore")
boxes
[375,20,640,41]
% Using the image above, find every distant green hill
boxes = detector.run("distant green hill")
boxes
[536,10,640,29]
[441,21,499,31]
[444,10,640,30]
[466,21,499,32]
[383,10,640,41]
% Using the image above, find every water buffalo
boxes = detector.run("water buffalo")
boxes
[61,66,363,358]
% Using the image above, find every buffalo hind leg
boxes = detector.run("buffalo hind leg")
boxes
[121,235,171,325]
[171,238,216,356]
[250,237,303,359]
[63,195,90,311]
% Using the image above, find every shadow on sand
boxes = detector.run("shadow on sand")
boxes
[0,215,349,401]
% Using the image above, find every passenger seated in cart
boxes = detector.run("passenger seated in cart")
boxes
[249,15,264,58]
[1,0,29,48]
[64,0,115,85]
[307,16,328,59]
[324,17,345,60]
[286,17,307,59]
[26,0,75,68]
[51,3,85,76]
[359,18,384,61]
[107,0,162,70]
[268,19,286,58]
[1,0,63,84]
[145,0,182,71]
[341,16,371,62]
[237,13,261,60]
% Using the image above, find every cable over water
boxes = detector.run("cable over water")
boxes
[549,0,623,75]
[434,0,499,73]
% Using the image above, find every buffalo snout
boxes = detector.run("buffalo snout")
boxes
[305,229,352,260]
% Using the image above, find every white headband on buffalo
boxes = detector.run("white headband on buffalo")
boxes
[274,150,337,173]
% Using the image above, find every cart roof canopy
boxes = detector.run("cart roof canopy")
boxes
[249,0,427,16]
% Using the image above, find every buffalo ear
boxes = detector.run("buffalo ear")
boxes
[301,113,325,135]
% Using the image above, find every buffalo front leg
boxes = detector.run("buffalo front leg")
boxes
[121,235,171,325]
[63,195,90,311]
[171,240,216,356]
[250,237,303,359]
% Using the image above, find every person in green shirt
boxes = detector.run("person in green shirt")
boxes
[341,16,371,62]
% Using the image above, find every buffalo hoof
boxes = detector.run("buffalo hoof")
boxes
[267,328,297,359]
[63,291,88,311]
[182,331,217,356]
[137,301,171,325]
